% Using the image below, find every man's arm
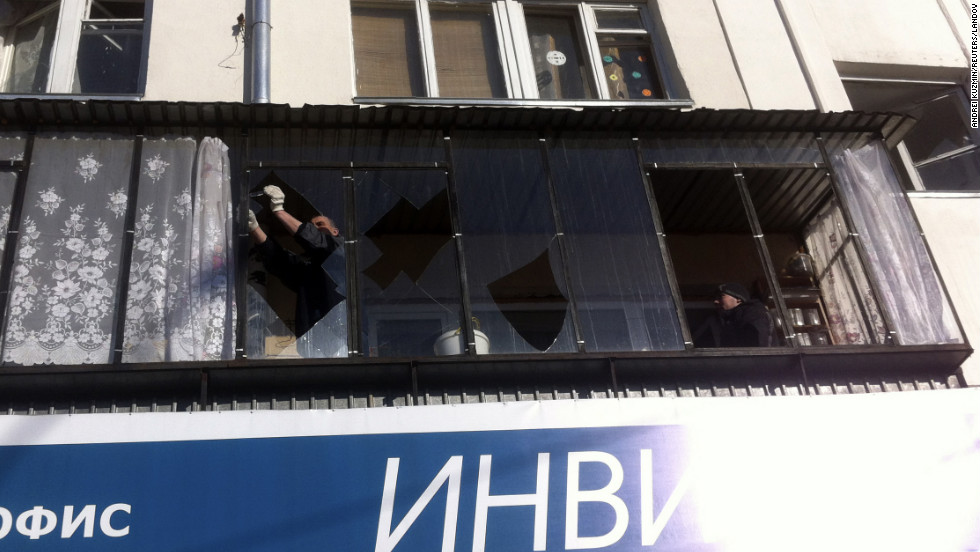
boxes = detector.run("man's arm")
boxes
[273,209,303,236]
[264,184,302,236]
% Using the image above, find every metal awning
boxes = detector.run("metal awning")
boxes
[0,99,916,147]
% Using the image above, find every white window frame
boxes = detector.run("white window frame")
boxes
[352,0,684,103]
[0,0,148,97]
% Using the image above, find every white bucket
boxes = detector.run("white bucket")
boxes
[433,329,490,355]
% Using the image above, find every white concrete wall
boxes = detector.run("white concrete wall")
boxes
[271,0,356,106]
[654,0,748,109]
[911,197,980,384]
[710,0,814,109]
[142,0,248,102]
[143,0,354,105]
[807,0,967,78]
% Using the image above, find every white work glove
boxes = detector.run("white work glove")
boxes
[247,209,259,232]
[264,184,285,212]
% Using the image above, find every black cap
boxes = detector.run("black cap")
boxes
[718,283,749,302]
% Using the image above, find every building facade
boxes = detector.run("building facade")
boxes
[0,0,978,550]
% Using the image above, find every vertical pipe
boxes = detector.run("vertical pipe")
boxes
[251,0,271,103]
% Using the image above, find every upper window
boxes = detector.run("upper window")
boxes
[843,80,980,192]
[0,0,147,95]
[350,0,675,101]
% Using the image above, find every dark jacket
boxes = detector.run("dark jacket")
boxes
[255,222,344,337]
[696,300,774,348]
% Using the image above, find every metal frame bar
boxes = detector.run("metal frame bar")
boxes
[538,135,587,352]
[109,133,144,364]
[442,134,478,355]
[637,144,693,348]
[0,132,35,358]
[732,169,795,348]
[235,128,252,359]
[343,169,361,356]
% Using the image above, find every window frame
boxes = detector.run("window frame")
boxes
[351,0,689,105]
[0,0,148,98]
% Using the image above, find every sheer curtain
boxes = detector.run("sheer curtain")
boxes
[2,136,134,364]
[122,137,237,362]
[831,143,962,345]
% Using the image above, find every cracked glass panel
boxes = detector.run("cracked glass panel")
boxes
[355,170,462,357]
[549,133,684,352]
[246,170,348,359]
[452,131,576,354]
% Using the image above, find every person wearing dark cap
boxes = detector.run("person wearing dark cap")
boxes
[693,283,774,348]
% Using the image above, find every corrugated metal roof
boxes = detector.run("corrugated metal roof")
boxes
[0,99,915,146]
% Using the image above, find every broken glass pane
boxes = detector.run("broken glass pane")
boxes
[246,170,348,359]
[452,131,576,354]
[355,170,462,357]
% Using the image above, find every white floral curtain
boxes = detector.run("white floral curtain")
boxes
[2,136,134,364]
[1,135,237,366]
[804,201,887,345]
[122,137,237,362]
[832,143,963,345]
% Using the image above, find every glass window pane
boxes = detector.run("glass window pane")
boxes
[597,36,662,99]
[2,136,134,365]
[594,9,644,30]
[431,6,507,98]
[452,131,577,354]
[247,170,349,359]
[525,12,595,100]
[351,128,445,164]
[549,135,684,352]
[74,22,143,94]
[903,94,975,162]
[89,0,145,19]
[355,170,463,357]
[352,5,426,97]
[916,148,980,191]
[3,5,59,93]
[649,169,775,348]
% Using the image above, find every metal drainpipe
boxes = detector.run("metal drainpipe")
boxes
[251,0,271,103]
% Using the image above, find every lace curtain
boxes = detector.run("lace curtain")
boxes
[2,136,134,364]
[1,135,236,365]
[804,202,887,345]
[121,137,237,362]
[831,143,962,345]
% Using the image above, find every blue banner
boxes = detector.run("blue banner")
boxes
[1,391,979,551]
